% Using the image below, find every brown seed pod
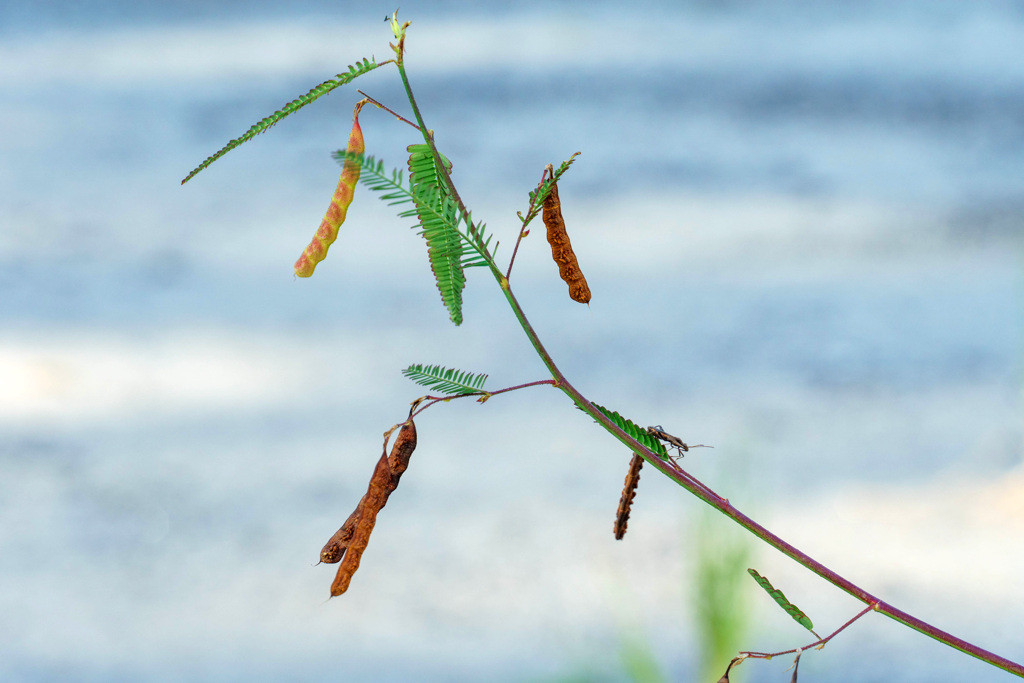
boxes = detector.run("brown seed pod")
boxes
[387,418,417,490]
[320,417,417,567]
[543,179,591,304]
[613,453,644,540]
[320,506,360,564]
[330,451,393,596]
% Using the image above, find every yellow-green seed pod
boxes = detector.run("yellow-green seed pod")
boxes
[294,111,365,277]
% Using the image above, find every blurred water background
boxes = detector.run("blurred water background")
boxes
[2,1,1023,681]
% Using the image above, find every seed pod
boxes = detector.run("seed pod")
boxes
[294,108,365,277]
[543,180,591,304]
[320,507,360,564]
[387,418,417,490]
[320,417,417,566]
[613,453,644,540]
[330,451,393,596]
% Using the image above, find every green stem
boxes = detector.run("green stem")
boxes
[500,281,1024,677]
[390,22,1023,678]
[396,50,504,283]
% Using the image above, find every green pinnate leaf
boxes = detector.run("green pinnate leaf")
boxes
[587,403,669,459]
[405,143,466,325]
[403,364,488,395]
[523,152,581,225]
[354,152,495,326]
[747,569,816,633]
[181,57,385,184]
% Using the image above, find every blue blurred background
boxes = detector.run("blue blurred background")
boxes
[2,1,1023,681]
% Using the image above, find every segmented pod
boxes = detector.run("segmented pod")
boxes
[294,107,365,277]
[320,507,359,564]
[613,453,644,540]
[387,419,417,489]
[543,180,591,304]
[331,451,392,596]
[321,417,418,588]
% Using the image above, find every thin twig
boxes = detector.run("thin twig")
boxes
[505,165,551,280]
[741,603,877,660]
[356,90,420,130]
[410,379,556,419]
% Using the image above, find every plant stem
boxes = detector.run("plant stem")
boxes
[505,165,550,280]
[498,279,1024,677]
[395,55,499,281]
[410,379,556,419]
[742,603,874,659]
[392,22,1023,678]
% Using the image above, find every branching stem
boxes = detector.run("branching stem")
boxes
[390,19,1024,675]
[395,49,497,270]
[495,269,1024,677]
[741,603,875,660]
[410,379,556,419]
[185,15,1024,678]
[356,90,420,130]
[505,165,551,280]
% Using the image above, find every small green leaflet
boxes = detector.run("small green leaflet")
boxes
[747,569,816,633]
[403,364,488,395]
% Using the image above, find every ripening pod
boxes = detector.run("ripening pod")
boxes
[543,181,591,304]
[294,106,366,277]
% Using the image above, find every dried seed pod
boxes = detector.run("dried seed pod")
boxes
[320,417,416,566]
[294,107,365,277]
[320,507,360,564]
[330,452,392,596]
[543,179,591,304]
[387,418,417,490]
[613,453,644,540]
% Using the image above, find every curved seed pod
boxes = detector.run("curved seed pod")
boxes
[320,507,360,564]
[613,453,644,540]
[294,107,365,277]
[320,418,417,566]
[543,180,591,304]
[330,452,392,596]
[387,418,417,489]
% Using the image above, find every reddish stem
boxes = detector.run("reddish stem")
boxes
[410,379,556,419]
[741,603,876,660]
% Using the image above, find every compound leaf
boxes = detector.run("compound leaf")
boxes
[403,364,488,395]
[588,403,669,459]
[182,57,386,184]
